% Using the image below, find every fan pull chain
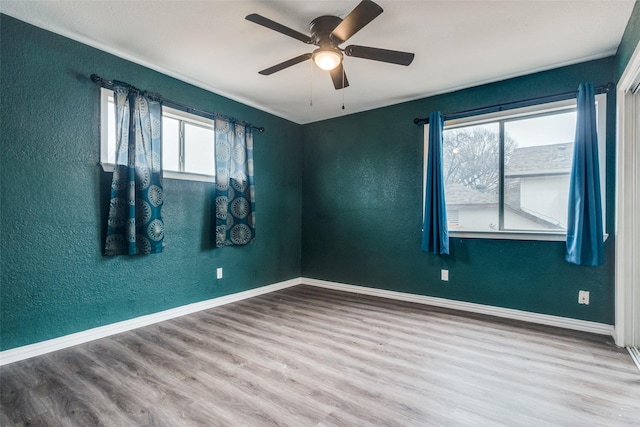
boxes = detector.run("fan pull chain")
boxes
[341,70,345,110]
[309,60,314,107]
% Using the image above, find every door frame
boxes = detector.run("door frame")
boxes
[615,40,640,349]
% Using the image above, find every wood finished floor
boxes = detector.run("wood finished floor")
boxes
[1,285,639,427]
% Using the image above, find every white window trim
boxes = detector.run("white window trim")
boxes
[423,94,607,242]
[99,88,215,183]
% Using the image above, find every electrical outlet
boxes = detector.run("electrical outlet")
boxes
[216,268,223,279]
[441,269,449,281]
[578,290,590,305]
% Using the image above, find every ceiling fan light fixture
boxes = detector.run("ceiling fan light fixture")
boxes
[247,1,414,90]
[312,48,342,71]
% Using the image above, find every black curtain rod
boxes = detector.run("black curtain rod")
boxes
[413,82,615,126]
[90,74,265,133]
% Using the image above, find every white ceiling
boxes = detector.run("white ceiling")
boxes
[1,1,635,124]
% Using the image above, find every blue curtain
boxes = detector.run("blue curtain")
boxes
[565,82,604,266]
[214,119,255,247]
[104,85,164,255]
[422,111,449,254]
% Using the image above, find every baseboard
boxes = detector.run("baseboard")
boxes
[0,278,302,366]
[302,277,614,336]
[1,275,614,366]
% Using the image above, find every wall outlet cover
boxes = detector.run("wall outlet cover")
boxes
[578,290,590,305]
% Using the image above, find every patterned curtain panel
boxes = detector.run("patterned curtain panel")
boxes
[421,111,449,255]
[104,85,164,256]
[565,82,604,266]
[214,119,255,247]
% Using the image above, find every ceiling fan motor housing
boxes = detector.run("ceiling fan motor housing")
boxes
[246,1,413,90]
[310,15,343,47]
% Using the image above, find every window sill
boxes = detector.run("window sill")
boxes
[448,231,609,242]
[99,163,214,183]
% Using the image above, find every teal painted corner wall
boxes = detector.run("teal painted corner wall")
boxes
[616,0,640,80]
[0,15,302,351]
[301,58,617,325]
[3,7,635,353]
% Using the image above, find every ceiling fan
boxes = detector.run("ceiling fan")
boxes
[245,0,415,90]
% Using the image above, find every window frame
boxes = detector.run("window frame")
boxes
[423,94,607,242]
[100,88,216,183]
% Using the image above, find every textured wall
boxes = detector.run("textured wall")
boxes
[301,58,617,324]
[616,0,640,80]
[0,15,302,351]
[0,11,629,352]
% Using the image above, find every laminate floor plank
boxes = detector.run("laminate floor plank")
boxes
[190,309,449,424]
[223,295,615,423]
[80,339,213,426]
[184,312,429,425]
[211,302,481,417]
[0,367,50,426]
[157,326,334,426]
[1,285,639,426]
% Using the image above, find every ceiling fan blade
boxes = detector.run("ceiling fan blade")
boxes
[344,45,415,66]
[246,14,313,44]
[259,53,312,75]
[329,64,350,90]
[331,0,383,43]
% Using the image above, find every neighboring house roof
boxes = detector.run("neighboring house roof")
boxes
[445,181,563,230]
[445,183,497,207]
[446,144,572,229]
[505,205,565,230]
[505,142,573,177]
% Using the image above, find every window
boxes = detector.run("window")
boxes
[424,95,606,240]
[100,88,215,182]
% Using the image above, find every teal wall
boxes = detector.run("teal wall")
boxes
[616,0,640,80]
[2,9,634,352]
[0,15,302,351]
[301,58,617,324]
